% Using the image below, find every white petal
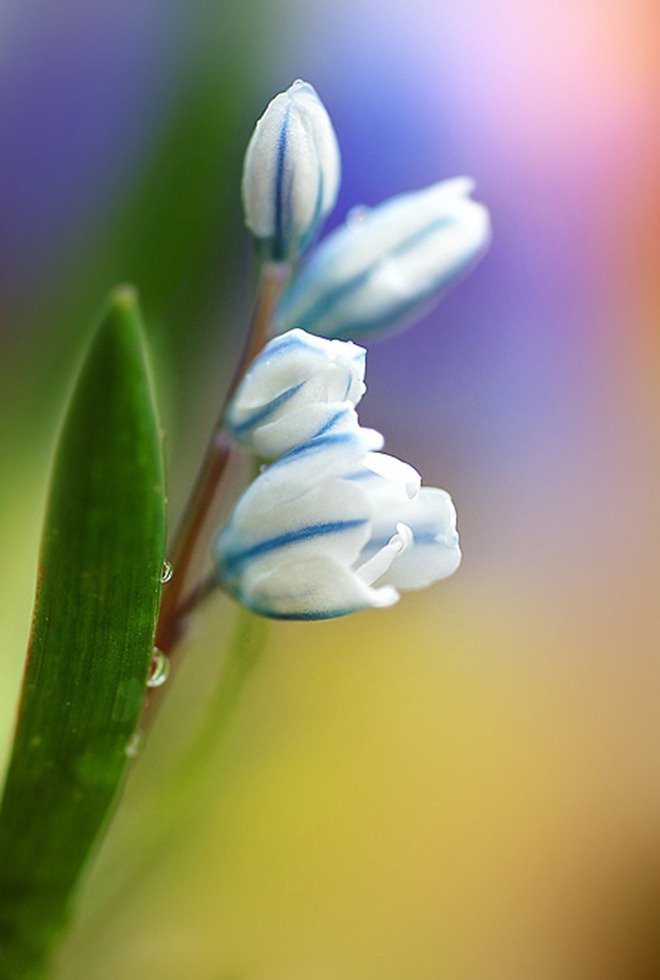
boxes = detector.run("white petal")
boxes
[355,522,413,586]
[217,476,373,581]
[231,330,366,410]
[343,453,422,557]
[259,410,382,493]
[289,81,341,216]
[241,91,291,240]
[280,99,324,244]
[250,401,355,459]
[383,487,461,589]
[358,452,422,498]
[238,552,399,619]
[304,179,478,287]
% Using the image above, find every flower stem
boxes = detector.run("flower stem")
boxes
[145,263,289,721]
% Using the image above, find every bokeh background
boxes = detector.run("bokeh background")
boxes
[2,1,660,977]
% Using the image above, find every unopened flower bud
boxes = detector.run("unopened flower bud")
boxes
[275,178,491,339]
[225,328,367,459]
[242,80,341,264]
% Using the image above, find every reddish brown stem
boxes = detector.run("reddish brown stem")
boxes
[144,264,290,721]
[153,428,232,654]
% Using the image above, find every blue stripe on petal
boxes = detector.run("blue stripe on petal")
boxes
[342,374,355,400]
[299,164,325,254]
[222,518,368,573]
[260,332,326,358]
[311,253,481,340]
[322,293,428,340]
[273,102,292,260]
[270,430,360,467]
[240,600,362,621]
[229,381,305,436]
[311,408,347,439]
[342,468,375,481]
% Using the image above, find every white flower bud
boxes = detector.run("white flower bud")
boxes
[225,328,368,458]
[241,80,341,263]
[274,177,491,339]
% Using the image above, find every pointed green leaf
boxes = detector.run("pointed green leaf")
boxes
[0,288,166,977]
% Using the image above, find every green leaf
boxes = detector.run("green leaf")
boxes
[0,288,167,978]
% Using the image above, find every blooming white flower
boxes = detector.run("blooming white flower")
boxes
[242,80,341,263]
[218,326,461,619]
[225,328,369,458]
[215,433,461,621]
[274,177,491,339]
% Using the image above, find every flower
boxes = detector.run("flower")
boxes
[214,437,461,620]
[274,177,491,340]
[219,327,461,619]
[225,328,369,458]
[241,80,341,264]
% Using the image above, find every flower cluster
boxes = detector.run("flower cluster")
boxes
[214,81,490,620]
[215,330,461,620]
[243,80,491,342]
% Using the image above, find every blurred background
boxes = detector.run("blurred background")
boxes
[2,1,660,976]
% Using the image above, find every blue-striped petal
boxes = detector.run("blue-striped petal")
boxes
[215,476,375,607]
[237,554,399,619]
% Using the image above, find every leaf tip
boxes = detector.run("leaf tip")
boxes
[110,283,139,312]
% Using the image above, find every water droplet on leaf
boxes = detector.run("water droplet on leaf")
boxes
[125,730,144,759]
[147,648,170,688]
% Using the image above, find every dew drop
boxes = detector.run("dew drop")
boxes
[347,205,370,226]
[160,560,173,584]
[147,648,170,688]
[125,730,144,759]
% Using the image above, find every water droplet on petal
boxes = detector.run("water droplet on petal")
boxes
[147,648,170,688]
[347,205,370,227]
[125,730,144,759]
[160,560,173,584]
